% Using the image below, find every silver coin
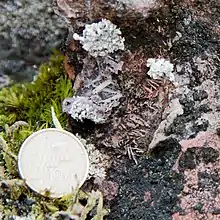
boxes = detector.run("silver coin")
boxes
[18,128,89,198]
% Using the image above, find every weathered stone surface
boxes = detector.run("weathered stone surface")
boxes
[0,0,66,82]
[0,73,10,89]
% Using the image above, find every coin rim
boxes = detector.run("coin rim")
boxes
[18,128,90,197]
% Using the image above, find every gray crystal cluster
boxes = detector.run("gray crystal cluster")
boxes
[73,19,125,57]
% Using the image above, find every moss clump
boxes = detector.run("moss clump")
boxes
[0,50,73,129]
[0,50,109,219]
[0,50,73,177]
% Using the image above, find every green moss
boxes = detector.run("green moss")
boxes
[0,50,72,129]
[0,50,73,176]
[0,123,32,176]
[0,50,109,219]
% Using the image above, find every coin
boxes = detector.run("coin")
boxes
[18,128,89,198]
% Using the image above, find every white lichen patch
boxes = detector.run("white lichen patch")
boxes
[63,88,122,124]
[76,135,110,180]
[73,19,125,57]
[62,56,123,124]
[63,96,106,123]
[146,58,175,82]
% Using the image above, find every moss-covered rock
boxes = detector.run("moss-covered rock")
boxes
[0,51,108,219]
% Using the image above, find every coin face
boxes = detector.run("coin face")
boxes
[18,128,89,198]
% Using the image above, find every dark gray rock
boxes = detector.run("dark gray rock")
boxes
[0,73,10,89]
[0,0,67,82]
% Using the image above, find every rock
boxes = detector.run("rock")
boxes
[0,73,10,89]
[0,0,67,82]
[53,0,164,31]
[148,98,184,151]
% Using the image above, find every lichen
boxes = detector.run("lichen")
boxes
[62,56,123,124]
[146,58,175,82]
[73,19,125,57]
[75,134,111,180]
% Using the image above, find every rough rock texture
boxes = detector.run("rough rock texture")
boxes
[0,0,66,82]
[57,0,220,219]
[53,0,164,31]
[0,73,10,89]
[107,139,184,220]
[1,0,220,219]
